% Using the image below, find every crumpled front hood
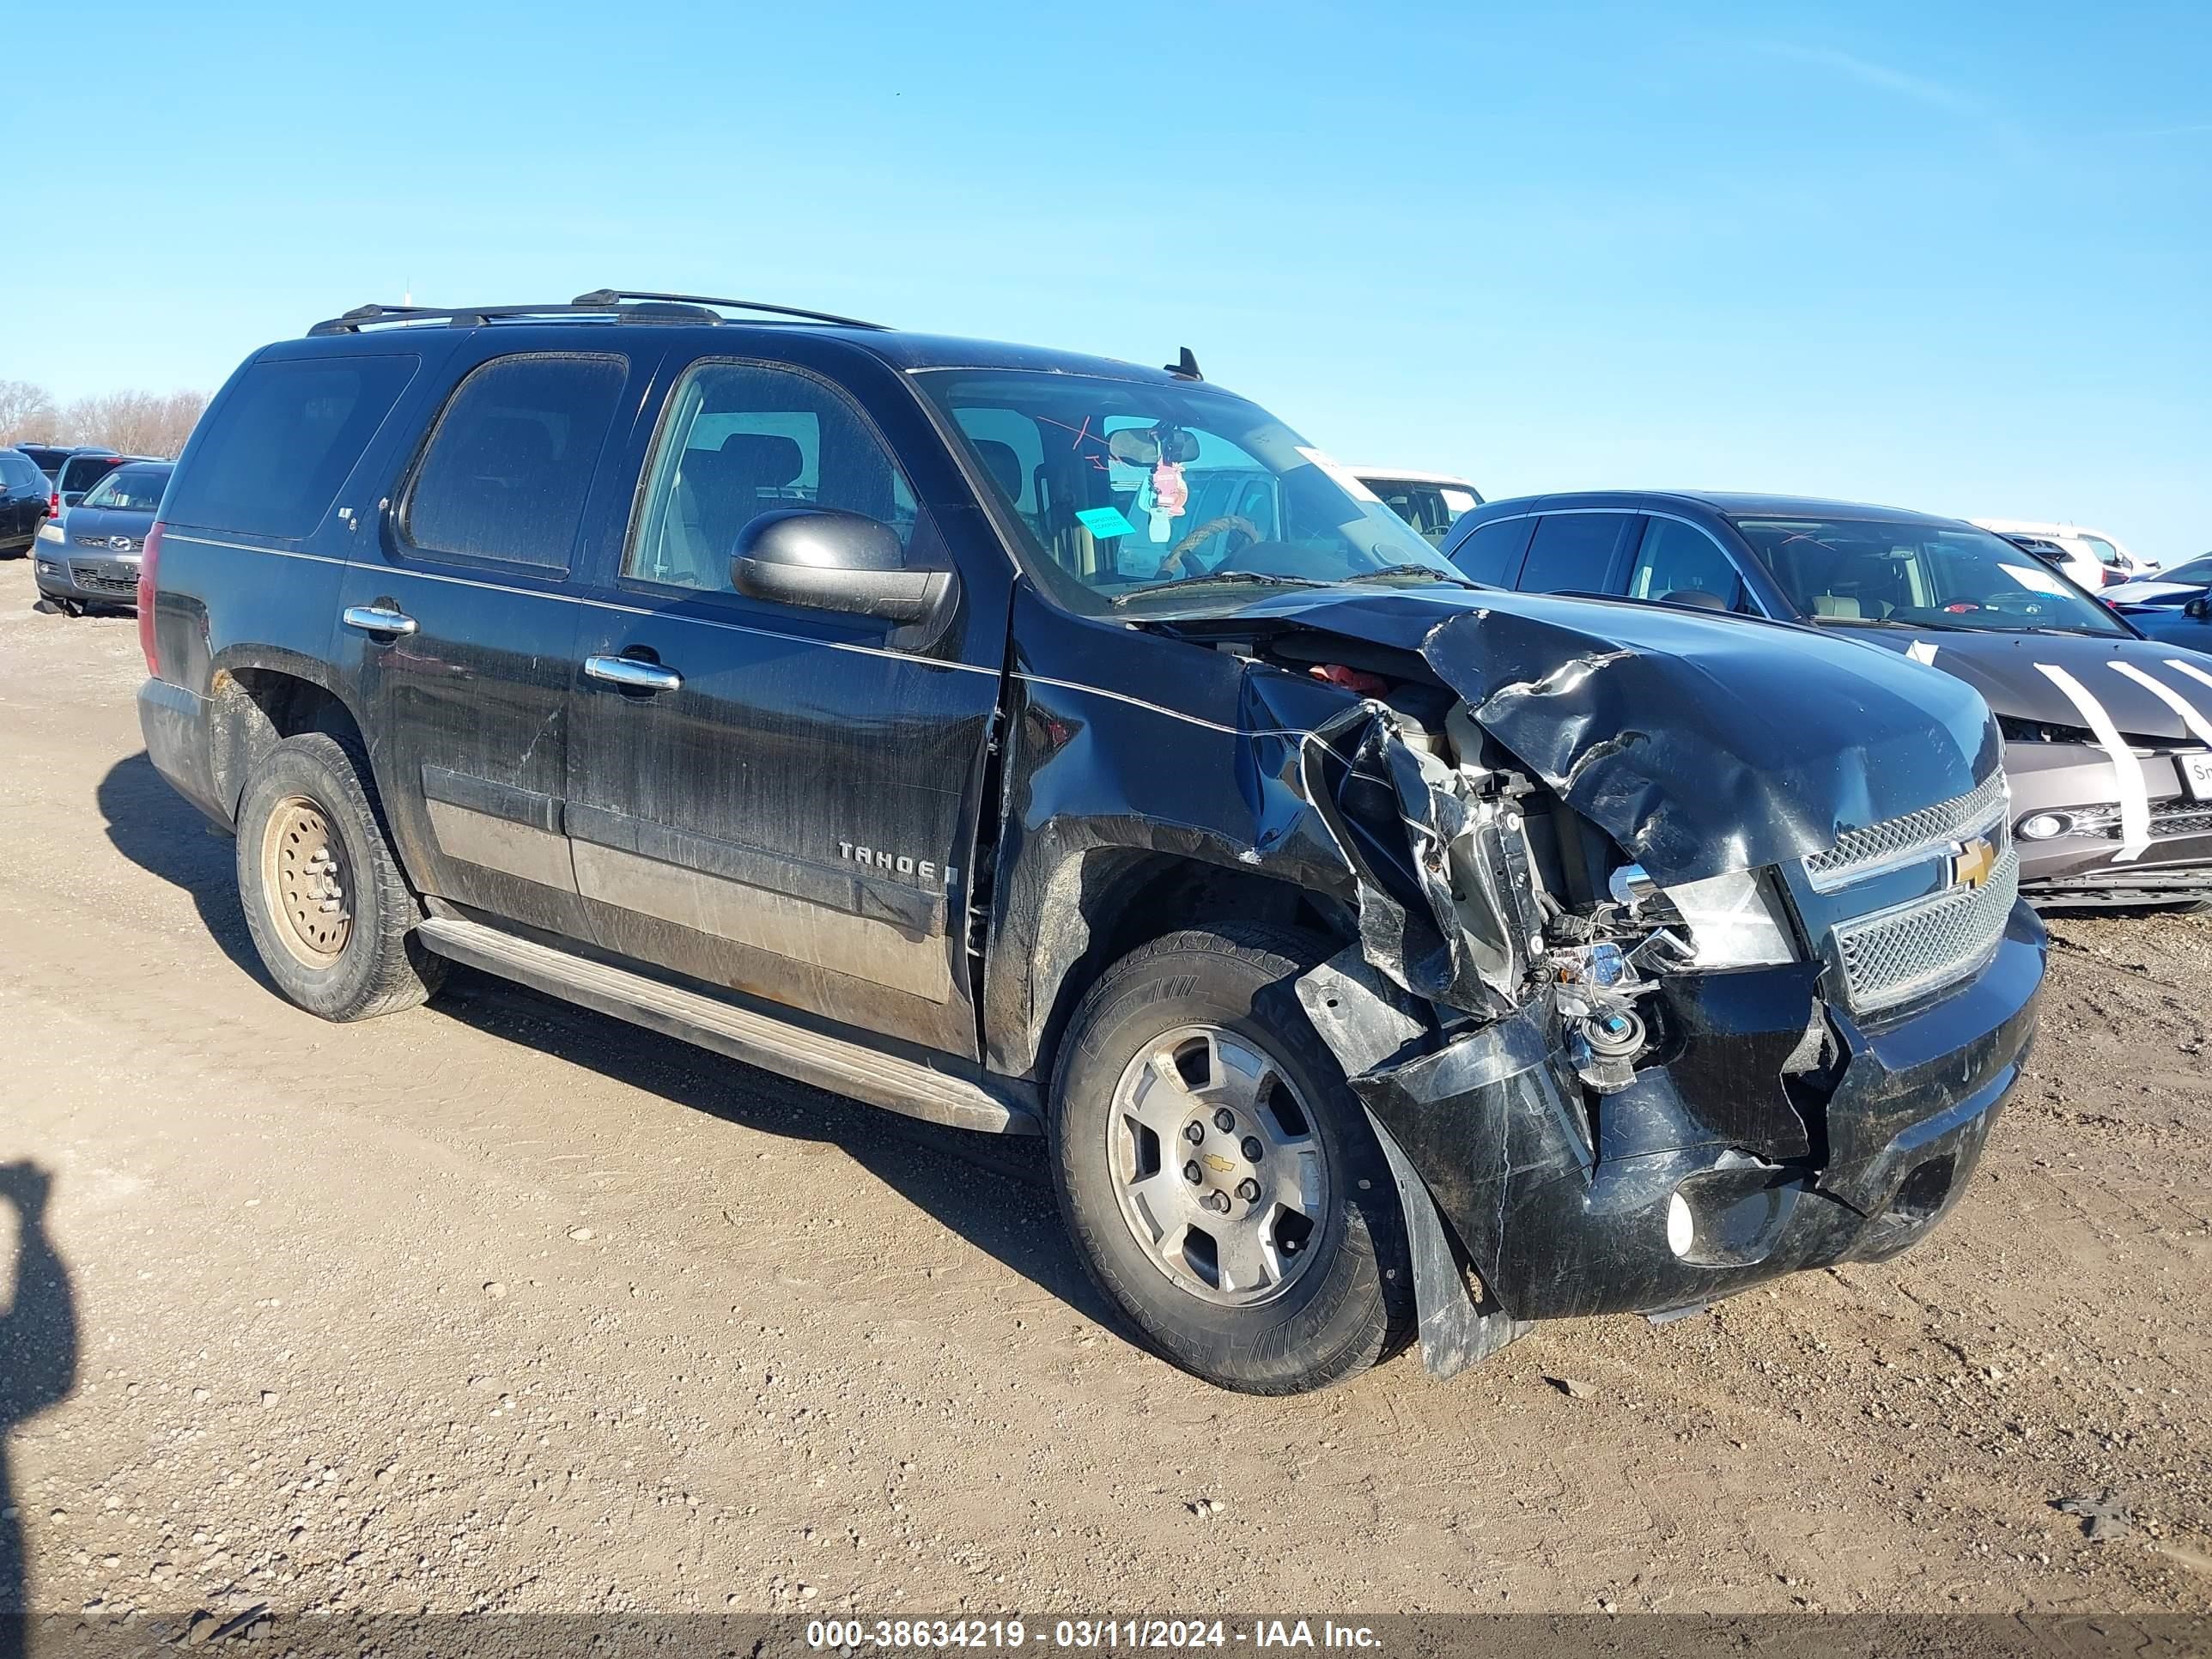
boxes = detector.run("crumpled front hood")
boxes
[1237,585,2001,884]
[1838,626,2212,744]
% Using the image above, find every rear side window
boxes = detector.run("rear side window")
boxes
[0,453,39,489]
[403,354,627,570]
[1521,513,1632,595]
[165,355,418,538]
[1451,516,1532,586]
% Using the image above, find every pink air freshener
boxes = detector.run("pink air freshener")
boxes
[1151,459,1189,519]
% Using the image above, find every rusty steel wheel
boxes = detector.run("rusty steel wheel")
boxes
[258,794,354,969]
[235,733,443,1022]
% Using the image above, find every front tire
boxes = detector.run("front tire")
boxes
[234,732,446,1021]
[1049,925,1413,1394]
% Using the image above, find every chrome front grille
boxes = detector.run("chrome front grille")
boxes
[2064,799,2212,842]
[1803,771,2009,892]
[1832,848,2018,1013]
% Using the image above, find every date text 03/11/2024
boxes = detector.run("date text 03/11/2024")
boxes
[805,1620,1382,1650]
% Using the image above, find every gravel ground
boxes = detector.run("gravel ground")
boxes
[0,555,2207,1627]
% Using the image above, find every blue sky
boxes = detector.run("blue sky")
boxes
[5,1,2207,557]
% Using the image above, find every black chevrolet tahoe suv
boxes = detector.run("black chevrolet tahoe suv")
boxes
[138,291,2045,1395]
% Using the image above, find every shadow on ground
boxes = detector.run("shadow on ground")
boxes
[0,1162,80,1654]
[93,751,1113,1334]
[97,750,269,988]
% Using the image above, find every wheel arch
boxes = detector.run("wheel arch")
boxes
[986,835,1354,1087]
[206,653,374,819]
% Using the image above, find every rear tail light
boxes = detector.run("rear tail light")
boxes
[137,520,165,677]
[48,489,59,519]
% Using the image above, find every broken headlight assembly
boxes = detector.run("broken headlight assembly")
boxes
[1609,862,1800,969]
[1548,864,1801,1098]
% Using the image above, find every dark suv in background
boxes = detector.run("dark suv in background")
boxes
[1449,492,2212,909]
[0,447,53,556]
[138,293,2043,1394]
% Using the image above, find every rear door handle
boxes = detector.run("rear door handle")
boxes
[341,605,417,637]
[584,654,684,693]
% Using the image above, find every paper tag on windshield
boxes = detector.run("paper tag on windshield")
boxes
[1075,506,1134,539]
[2001,562,2073,597]
[1295,447,1382,503]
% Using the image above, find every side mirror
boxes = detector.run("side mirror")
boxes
[730,508,957,627]
[2185,595,2210,621]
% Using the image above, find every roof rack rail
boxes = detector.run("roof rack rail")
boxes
[306,301,680,336]
[570,289,889,330]
[308,291,889,337]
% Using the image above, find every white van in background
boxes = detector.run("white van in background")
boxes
[1971,518,2154,588]
[1352,468,1483,548]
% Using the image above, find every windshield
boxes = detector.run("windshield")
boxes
[912,370,1457,614]
[81,464,170,512]
[1362,478,1483,547]
[1733,515,2130,637]
[58,453,124,494]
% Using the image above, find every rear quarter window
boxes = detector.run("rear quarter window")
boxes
[163,354,419,539]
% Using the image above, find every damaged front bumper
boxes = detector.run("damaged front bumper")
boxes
[1208,592,2048,1378]
[1302,901,2043,1376]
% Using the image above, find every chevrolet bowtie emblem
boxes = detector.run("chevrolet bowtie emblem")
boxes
[1949,835,1997,891]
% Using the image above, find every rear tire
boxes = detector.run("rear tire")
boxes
[234,732,446,1021]
[1048,924,1413,1394]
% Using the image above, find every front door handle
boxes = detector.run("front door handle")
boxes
[342,605,417,637]
[584,654,684,693]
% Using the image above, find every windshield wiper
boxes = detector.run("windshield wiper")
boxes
[1815,615,1976,634]
[1338,563,1479,588]
[1109,571,1326,606]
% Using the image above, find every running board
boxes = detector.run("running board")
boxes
[415,916,1038,1136]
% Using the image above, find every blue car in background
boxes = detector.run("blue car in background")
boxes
[2118,593,2212,652]
[33,459,172,616]
[2106,551,2212,610]
[2107,552,2212,653]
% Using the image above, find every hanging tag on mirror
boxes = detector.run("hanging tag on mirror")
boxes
[1148,459,1188,544]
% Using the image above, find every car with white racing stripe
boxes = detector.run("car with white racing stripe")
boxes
[1447,493,2212,909]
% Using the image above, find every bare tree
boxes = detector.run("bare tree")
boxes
[54,389,210,459]
[0,380,60,444]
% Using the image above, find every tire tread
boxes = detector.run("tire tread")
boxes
[235,732,445,1022]
[1049,922,1413,1395]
